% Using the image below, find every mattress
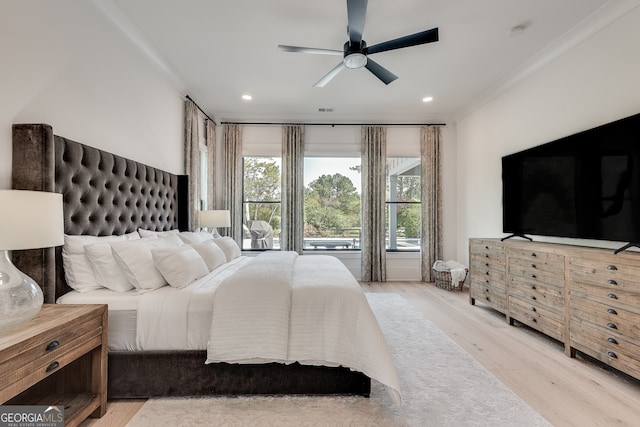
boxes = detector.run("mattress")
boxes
[57,288,141,350]
[56,256,251,351]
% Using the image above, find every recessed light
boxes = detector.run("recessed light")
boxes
[242,94,253,101]
[422,96,433,103]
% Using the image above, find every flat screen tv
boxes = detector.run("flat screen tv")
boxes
[502,112,640,248]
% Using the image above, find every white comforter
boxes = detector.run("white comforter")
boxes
[138,252,401,404]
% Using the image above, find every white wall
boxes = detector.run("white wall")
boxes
[0,0,184,190]
[456,7,640,264]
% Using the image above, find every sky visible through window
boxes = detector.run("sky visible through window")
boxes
[304,157,361,193]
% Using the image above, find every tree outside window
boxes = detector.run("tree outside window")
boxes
[242,157,281,250]
[387,157,421,251]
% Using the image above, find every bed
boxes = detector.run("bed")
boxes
[11,123,400,402]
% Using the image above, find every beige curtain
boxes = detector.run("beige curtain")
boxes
[421,126,443,281]
[222,124,244,245]
[205,119,216,210]
[183,99,199,231]
[361,126,387,282]
[281,125,305,253]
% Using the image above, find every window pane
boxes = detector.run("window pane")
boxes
[303,157,361,250]
[242,157,281,250]
[387,157,421,251]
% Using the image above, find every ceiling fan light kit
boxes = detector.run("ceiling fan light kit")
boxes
[278,0,439,87]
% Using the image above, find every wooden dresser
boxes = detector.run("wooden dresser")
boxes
[0,304,107,427]
[470,238,640,380]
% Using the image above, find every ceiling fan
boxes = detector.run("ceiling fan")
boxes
[278,0,439,87]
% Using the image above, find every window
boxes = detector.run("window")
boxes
[242,156,281,250]
[387,157,421,251]
[303,157,361,250]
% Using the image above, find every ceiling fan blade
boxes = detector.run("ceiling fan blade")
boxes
[364,58,398,85]
[347,0,367,45]
[313,62,347,87]
[366,27,439,55]
[278,45,343,55]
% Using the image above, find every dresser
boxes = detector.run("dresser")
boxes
[0,304,107,427]
[469,238,640,380]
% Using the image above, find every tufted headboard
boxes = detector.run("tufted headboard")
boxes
[11,123,189,302]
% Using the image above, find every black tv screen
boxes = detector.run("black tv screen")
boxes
[502,112,640,243]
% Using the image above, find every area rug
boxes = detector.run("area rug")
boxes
[127,293,551,426]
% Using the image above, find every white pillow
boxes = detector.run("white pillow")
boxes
[152,246,208,288]
[61,232,139,293]
[177,231,214,245]
[211,237,242,262]
[138,228,180,239]
[85,242,133,292]
[111,234,184,290]
[191,241,227,271]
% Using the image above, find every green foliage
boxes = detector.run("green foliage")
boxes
[243,158,281,231]
[304,173,361,237]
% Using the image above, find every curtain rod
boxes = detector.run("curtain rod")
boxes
[186,95,216,124]
[220,121,446,127]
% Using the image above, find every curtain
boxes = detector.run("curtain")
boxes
[183,99,199,231]
[361,126,387,282]
[421,126,443,282]
[205,119,216,210]
[281,125,305,253]
[222,124,244,246]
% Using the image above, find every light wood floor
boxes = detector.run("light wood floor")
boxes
[80,282,640,426]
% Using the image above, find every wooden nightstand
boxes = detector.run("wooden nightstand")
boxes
[0,304,107,427]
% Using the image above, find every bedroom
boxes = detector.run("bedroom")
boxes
[2,0,640,425]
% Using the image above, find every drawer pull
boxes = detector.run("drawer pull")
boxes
[530,274,537,279]
[607,293,618,299]
[531,252,537,257]
[608,337,619,345]
[485,246,489,250]
[607,323,618,329]
[485,280,490,284]
[46,361,59,372]
[607,265,618,271]
[607,351,618,359]
[485,288,490,292]
[607,309,618,315]
[486,271,490,275]
[485,296,491,302]
[531,307,537,312]
[607,279,618,285]
[485,254,489,258]
[530,317,537,322]
[45,340,60,351]
[530,285,536,290]
[485,262,489,267]
[531,263,537,268]
[530,295,537,300]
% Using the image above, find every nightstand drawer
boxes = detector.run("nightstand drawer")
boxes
[0,315,102,387]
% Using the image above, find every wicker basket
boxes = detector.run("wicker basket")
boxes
[433,267,468,291]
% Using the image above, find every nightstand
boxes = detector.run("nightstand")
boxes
[0,304,107,427]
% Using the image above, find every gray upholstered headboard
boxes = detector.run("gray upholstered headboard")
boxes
[11,123,189,302]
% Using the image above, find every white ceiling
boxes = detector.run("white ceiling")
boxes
[98,0,631,124]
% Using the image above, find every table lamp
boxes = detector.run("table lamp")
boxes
[198,210,230,237]
[0,190,64,331]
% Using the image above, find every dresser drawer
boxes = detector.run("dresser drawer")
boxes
[470,280,507,311]
[570,281,640,315]
[570,296,640,342]
[509,296,564,341]
[509,248,565,275]
[510,276,564,311]
[570,318,640,380]
[570,256,640,291]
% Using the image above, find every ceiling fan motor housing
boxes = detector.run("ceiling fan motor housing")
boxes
[343,40,367,68]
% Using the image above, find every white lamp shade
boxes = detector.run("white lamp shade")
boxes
[0,190,64,250]
[199,210,231,228]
